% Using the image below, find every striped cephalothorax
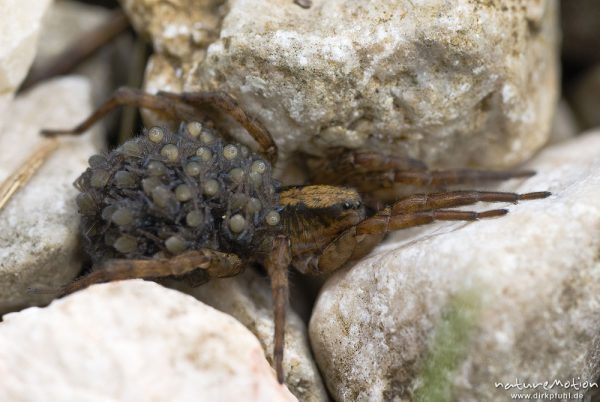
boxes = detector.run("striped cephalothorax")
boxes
[41,88,549,384]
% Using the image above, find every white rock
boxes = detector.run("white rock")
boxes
[0,280,298,402]
[0,0,52,117]
[34,1,112,65]
[0,77,101,315]
[29,0,118,104]
[119,0,222,60]
[548,99,579,144]
[171,269,330,402]
[309,131,600,401]
[122,0,559,170]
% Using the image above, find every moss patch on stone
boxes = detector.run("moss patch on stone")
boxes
[414,289,481,402]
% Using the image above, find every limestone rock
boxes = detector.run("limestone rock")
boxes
[119,0,223,60]
[0,77,101,315]
[548,99,578,144]
[171,269,330,402]
[0,280,298,402]
[121,0,559,171]
[0,0,52,117]
[309,131,600,401]
[34,1,112,64]
[29,0,123,104]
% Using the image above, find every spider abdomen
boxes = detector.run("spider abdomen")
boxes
[75,122,281,264]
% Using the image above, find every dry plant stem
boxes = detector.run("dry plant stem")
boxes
[0,139,59,212]
[21,10,130,91]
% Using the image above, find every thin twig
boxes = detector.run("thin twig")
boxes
[0,139,60,212]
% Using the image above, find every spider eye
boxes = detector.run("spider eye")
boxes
[342,201,362,210]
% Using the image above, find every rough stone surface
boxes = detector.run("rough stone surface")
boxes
[0,0,52,117]
[30,0,119,104]
[121,0,559,171]
[0,77,101,315]
[34,1,112,64]
[309,131,600,401]
[119,0,223,61]
[548,99,579,145]
[170,268,330,402]
[0,280,298,402]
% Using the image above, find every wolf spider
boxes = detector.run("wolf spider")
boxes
[41,87,549,384]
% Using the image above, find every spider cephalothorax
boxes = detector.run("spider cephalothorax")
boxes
[40,87,550,384]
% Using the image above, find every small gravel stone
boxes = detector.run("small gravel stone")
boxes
[0,0,52,117]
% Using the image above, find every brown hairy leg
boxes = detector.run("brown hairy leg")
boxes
[41,87,278,163]
[309,148,536,193]
[388,190,551,213]
[41,87,194,137]
[157,90,278,164]
[316,190,550,274]
[29,249,242,297]
[264,235,292,384]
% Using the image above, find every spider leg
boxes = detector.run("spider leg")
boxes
[40,87,277,164]
[41,87,199,137]
[309,148,536,193]
[157,90,278,164]
[390,190,551,214]
[29,249,242,297]
[314,190,550,275]
[380,168,536,188]
[264,235,292,384]
[354,167,537,193]
[355,189,550,253]
[358,207,508,236]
